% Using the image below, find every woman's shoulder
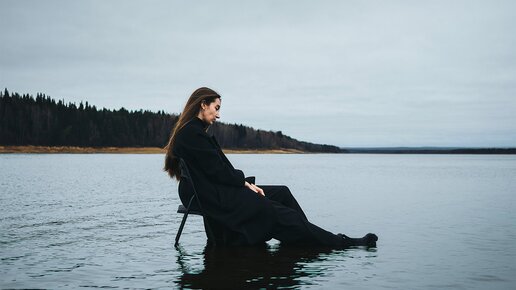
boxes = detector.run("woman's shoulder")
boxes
[177,118,210,140]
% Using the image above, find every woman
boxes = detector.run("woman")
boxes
[164,87,377,247]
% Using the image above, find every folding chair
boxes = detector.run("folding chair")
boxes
[174,158,216,247]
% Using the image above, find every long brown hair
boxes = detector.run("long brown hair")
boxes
[164,87,221,180]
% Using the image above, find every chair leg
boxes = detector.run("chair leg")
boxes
[175,210,189,247]
[175,196,195,247]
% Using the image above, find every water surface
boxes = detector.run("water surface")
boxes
[1,154,515,289]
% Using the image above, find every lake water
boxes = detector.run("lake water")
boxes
[1,154,515,289]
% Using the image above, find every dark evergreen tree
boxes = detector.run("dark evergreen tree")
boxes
[0,89,344,152]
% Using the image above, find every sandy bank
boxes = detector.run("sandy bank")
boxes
[0,146,305,154]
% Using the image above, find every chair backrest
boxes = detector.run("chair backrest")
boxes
[178,158,200,204]
[178,158,192,181]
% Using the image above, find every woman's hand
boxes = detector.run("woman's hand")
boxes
[244,181,265,197]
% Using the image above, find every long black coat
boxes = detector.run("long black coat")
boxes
[173,117,278,245]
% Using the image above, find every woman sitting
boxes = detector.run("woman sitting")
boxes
[164,87,378,247]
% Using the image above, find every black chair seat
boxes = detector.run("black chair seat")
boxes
[177,204,203,216]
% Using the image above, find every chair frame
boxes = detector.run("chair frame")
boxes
[175,158,216,247]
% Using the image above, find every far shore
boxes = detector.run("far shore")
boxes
[2,145,514,155]
[0,146,306,154]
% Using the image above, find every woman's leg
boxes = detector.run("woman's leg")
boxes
[268,201,344,246]
[261,185,377,247]
[260,185,308,221]
[257,185,340,246]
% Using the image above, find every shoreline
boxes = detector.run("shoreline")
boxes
[1,146,514,155]
[0,146,306,154]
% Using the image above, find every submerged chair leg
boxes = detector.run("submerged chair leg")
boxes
[175,210,189,247]
[175,196,195,247]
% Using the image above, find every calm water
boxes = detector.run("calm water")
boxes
[1,154,515,289]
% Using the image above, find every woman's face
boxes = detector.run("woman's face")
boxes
[199,98,221,125]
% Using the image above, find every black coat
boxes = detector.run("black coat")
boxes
[173,117,278,245]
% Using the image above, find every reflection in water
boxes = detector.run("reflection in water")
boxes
[175,243,377,288]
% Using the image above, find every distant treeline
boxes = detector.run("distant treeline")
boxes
[0,89,343,152]
[345,148,516,154]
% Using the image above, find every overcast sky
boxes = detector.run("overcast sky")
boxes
[1,0,515,147]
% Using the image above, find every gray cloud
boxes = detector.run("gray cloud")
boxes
[1,0,515,147]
